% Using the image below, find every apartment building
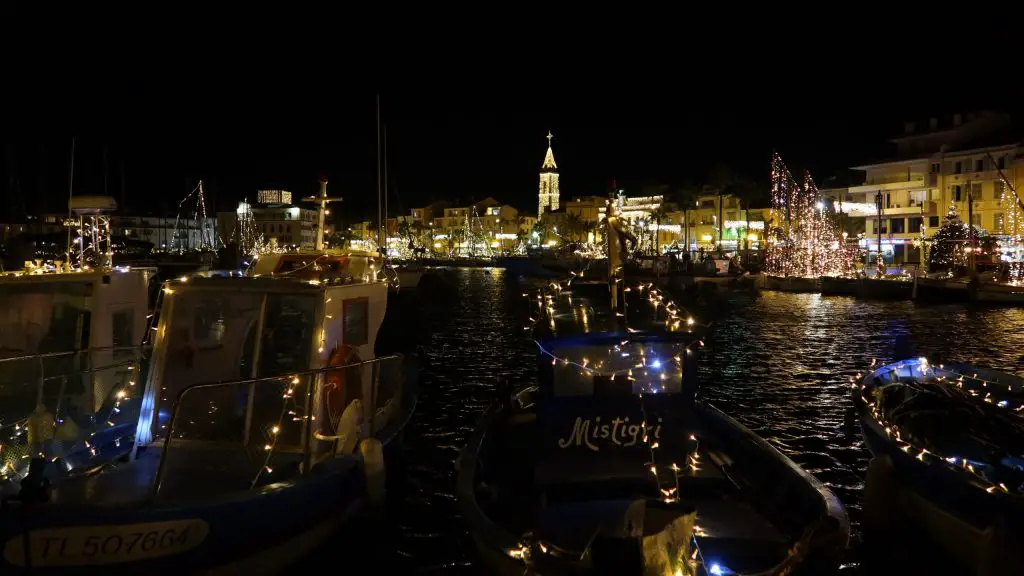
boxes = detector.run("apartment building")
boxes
[836,112,1022,265]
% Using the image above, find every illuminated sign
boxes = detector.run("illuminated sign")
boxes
[724,220,765,229]
[258,190,293,205]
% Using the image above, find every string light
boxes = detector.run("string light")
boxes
[764,153,852,278]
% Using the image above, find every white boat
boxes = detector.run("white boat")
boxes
[0,187,417,573]
[973,281,1024,304]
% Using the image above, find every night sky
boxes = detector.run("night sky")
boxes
[4,69,1020,223]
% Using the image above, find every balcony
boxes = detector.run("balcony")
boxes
[850,173,936,192]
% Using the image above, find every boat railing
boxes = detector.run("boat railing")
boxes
[0,346,151,480]
[154,354,408,500]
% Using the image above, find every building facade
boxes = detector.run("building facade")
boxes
[218,191,326,251]
[834,113,1023,265]
[538,132,560,216]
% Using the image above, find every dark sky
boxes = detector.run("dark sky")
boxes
[4,69,1020,223]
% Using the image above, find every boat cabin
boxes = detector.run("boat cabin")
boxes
[246,250,381,285]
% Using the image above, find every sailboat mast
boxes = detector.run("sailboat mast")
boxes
[376,94,383,251]
[384,123,389,253]
[66,138,75,265]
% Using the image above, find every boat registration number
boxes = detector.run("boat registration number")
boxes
[4,519,209,567]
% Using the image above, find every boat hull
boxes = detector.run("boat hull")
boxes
[1,387,417,575]
[819,276,858,296]
[973,283,1024,304]
[761,275,821,293]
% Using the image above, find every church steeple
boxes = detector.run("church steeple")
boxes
[538,131,560,216]
[542,131,557,171]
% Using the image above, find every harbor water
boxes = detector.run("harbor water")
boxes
[371,269,1024,573]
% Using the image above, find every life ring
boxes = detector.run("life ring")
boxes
[320,344,362,436]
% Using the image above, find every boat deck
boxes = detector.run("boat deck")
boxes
[479,410,793,573]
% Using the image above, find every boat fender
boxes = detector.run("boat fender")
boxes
[336,399,364,455]
[360,438,386,506]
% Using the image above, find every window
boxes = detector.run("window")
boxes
[994,213,1005,233]
[998,156,1006,170]
[891,218,905,234]
[994,180,1005,202]
[909,217,923,233]
[954,161,962,174]
[953,185,962,202]
[971,182,982,200]
[930,163,941,173]
[877,219,887,234]
[929,216,940,227]
[701,200,715,208]
[971,214,981,227]
[343,297,369,346]
[975,159,984,172]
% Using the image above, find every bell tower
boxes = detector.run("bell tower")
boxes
[538,131,559,216]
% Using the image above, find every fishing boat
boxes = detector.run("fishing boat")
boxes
[0,186,417,573]
[760,275,821,293]
[914,274,971,302]
[853,358,1024,574]
[819,276,858,296]
[973,281,1024,304]
[458,212,848,575]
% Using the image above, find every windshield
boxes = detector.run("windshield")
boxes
[0,282,92,357]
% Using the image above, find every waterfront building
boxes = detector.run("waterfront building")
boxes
[537,131,560,217]
[217,191,327,251]
[835,112,1024,266]
[682,190,768,253]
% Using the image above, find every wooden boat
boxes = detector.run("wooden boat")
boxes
[973,282,1024,305]
[1,212,417,573]
[819,276,858,296]
[760,275,821,293]
[857,276,913,300]
[458,280,848,575]
[853,358,1024,574]
[914,275,970,302]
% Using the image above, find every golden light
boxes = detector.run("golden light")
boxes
[747,233,758,241]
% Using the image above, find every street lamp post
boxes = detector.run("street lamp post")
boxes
[875,191,884,277]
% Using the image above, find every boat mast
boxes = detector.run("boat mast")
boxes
[376,94,383,252]
[66,138,75,267]
[303,178,342,252]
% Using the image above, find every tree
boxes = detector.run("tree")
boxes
[650,206,669,254]
[674,183,701,252]
[927,204,994,273]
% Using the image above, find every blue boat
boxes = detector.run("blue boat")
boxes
[458,278,848,575]
[0,250,416,574]
[854,358,1024,574]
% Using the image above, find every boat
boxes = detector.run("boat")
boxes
[0,185,417,573]
[853,358,1024,574]
[759,275,821,293]
[388,261,424,291]
[914,275,970,302]
[819,276,858,296]
[459,211,848,575]
[973,281,1024,305]
[857,276,913,300]
[458,279,848,575]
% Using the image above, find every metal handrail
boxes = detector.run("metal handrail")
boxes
[154,354,403,497]
[0,345,150,364]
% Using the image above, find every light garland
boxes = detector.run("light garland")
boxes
[996,174,1024,285]
[854,358,1024,496]
[171,180,218,253]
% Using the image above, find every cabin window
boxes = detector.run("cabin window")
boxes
[0,282,92,355]
[258,294,316,377]
[343,297,369,346]
[111,308,135,359]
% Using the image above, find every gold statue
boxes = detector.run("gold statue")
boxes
[606,198,637,311]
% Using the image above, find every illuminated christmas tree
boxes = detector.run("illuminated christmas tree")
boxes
[997,176,1024,283]
[927,204,990,273]
[764,153,852,277]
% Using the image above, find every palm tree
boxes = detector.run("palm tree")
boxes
[729,178,765,266]
[565,212,584,243]
[675,183,701,253]
[708,162,739,253]
[650,206,669,254]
